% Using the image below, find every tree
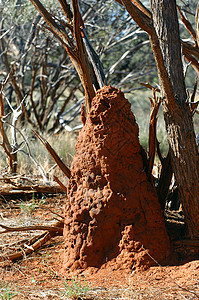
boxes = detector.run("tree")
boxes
[120,0,199,237]
[0,1,83,133]
[1,0,154,134]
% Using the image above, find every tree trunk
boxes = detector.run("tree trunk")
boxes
[151,0,199,238]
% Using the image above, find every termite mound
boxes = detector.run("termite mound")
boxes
[63,85,170,272]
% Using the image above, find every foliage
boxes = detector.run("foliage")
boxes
[0,0,57,26]
[64,274,90,300]
[19,194,46,216]
[0,0,154,133]
[0,0,198,175]
[0,284,17,300]
[0,0,153,173]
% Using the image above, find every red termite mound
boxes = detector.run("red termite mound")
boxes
[63,85,170,272]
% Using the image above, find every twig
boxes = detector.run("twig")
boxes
[140,82,160,92]
[142,246,199,299]
[0,231,50,262]
[47,208,64,220]
[2,119,49,183]
[53,175,68,193]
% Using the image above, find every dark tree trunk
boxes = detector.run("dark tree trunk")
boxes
[151,0,199,238]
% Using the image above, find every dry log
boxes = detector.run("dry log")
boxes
[0,223,63,235]
[0,184,65,196]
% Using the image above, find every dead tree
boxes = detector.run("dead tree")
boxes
[0,14,81,133]
[29,0,99,114]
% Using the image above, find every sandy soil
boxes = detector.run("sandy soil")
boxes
[0,194,198,300]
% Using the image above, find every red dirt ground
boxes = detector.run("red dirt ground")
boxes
[0,195,199,299]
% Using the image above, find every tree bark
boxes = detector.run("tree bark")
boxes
[151,0,199,238]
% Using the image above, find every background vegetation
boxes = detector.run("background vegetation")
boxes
[0,0,198,178]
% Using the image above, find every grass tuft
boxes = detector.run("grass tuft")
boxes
[63,274,91,300]
[0,284,18,300]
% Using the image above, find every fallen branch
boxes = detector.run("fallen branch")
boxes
[0,231,50,262]
[0,220,64,262]
[0,222,63,235]
[0,184,65,196]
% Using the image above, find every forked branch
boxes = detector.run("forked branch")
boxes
[119,0,177,111]
[29,0,96,113]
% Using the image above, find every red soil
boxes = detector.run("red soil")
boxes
[0,196,198,299]
[63,85,170,272]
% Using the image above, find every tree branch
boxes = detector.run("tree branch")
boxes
[147,89,162,181]
[121,0,154,34]
[33,130,71,179]
[120,0,177,110]
[116,0,152,18]
[58,0,73,24]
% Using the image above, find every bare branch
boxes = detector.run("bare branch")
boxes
[140,82,160,92]
[58,0,73,24]
[121,0,154,34]
[116,0,152,18]
[33,130,71,179]
[53,175,68,193]
[177,6,197,44]
[147,89,162,181]
[0,223,63,235]
[120,0,177,110]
